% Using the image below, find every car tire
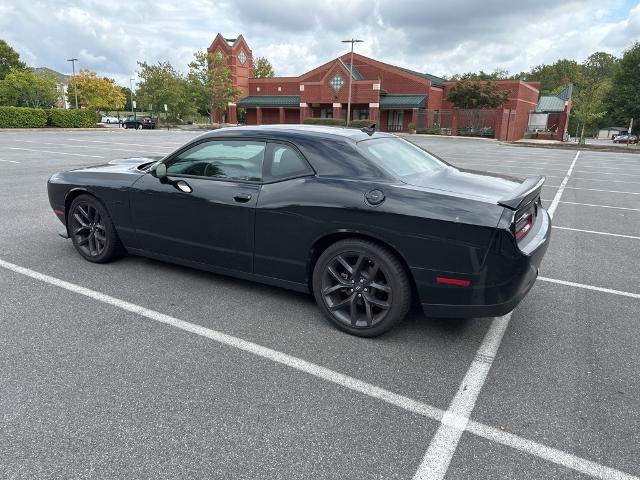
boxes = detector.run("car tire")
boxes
[67,194,125,264]
[312,239,411,337]
[106,119,111,124]
[123,123,128,129]
[137,124,142,130]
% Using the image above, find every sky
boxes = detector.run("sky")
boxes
[1,0,639,87]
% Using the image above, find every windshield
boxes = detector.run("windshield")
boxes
[358,137,447,179]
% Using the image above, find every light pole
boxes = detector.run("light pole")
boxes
[129,78,136,120]
[66,58,79,109]
[341,38,363,126]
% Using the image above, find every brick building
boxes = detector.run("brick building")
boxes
[208,34,570,141]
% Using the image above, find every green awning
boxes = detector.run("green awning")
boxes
[379,94,426,109]
[237,95,300,107]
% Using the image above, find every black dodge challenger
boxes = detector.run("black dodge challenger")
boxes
[47,125,550,336]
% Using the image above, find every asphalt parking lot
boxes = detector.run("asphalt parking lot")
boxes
[1,128,638,479]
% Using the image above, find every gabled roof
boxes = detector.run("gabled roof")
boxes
[536,96,565,112]
[557,83,573,100]
[536,83,572,112]
[237,95,300,107]
[340,60,364,80]
[392,66,445,87]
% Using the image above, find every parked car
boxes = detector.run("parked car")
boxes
[612,134,637,144]
[122,116,156,129]
[47,125,551,337]
[100,115,119,124]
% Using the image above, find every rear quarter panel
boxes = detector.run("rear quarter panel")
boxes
[254,176,504,290]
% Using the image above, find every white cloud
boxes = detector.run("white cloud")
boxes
[0,0,639,85]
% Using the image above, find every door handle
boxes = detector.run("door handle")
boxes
[233,193,252,203]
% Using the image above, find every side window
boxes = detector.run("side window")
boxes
[266,144,312,181]
[167,140,266,182]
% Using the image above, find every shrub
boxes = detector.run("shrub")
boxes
[407,122,416,130]
[48,109,99,128]
[0,106,48,128]
[416,127,442,135]
[302,117,345,126]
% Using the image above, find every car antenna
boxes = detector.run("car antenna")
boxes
[361,123,376,136]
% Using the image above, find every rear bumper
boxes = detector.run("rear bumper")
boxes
[418,209,551,318]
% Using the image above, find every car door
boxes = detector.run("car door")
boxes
[129,138,265,273]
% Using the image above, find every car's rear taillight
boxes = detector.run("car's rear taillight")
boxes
[514,201,537,241]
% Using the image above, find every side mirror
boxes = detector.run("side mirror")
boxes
[153,163,167,179]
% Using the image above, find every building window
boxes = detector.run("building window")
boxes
[320,107,333,118]
[238,50,247,64]
[353,108,369,120]
[329,73,344,92]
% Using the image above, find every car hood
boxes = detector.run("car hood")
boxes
[400,166,524,203]
[71,156,162,174]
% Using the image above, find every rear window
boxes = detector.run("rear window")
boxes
[358,137,446,178]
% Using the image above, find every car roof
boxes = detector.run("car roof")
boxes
[198,124,394,143]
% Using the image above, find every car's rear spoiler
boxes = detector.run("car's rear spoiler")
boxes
[498,175,546,210]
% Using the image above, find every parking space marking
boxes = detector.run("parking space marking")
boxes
[1,261,638,480]
[413,314,511,480]
[548,151,580,217]
[0,159,20,163]
[12,139,172,156]
[553,226,640,240]
[466,420,640,480]
[65,138,185,148]
[560,186,640,195]
[6,147,104,159]
[538,276,640,299]
[541,200,640,212]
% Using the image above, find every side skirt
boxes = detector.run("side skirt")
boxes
[127,248,310,294]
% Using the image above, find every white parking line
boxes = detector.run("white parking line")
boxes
[13,139,171,156]
[541,200,640,212]
[0,159,20,164]
[65,138,184,148]
[0,258,637,480]
[538,277,640,299]
[7,147,104,158]
[413,314,511,480]
[559,186,640,195]
[548,151,580,217]
[553,226,640,240]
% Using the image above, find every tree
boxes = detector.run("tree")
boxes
[449,68,512,81]
[67,70,125,111]
[603,42,640,126]
[0,68,58,108]
[445,79,510,109]
[521,59,584,94]
[0,39,26,80]
[120,86,133,111]
[136,60,191,119]
[187,51,241,119]
[252,56,275,78]
[572,81,608,142]
[582,52,618,85]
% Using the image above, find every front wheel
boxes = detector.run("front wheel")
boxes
[123,123,128,129]
[137,123,142,130]
[312,239,411,337]
[68,195,125,263]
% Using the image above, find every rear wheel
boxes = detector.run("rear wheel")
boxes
[123,123,128,129]
[312,239,411,337]
[68,195,125,263]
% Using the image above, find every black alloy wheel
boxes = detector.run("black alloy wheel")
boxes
[313,239,411,337]
[68,195,124,263]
